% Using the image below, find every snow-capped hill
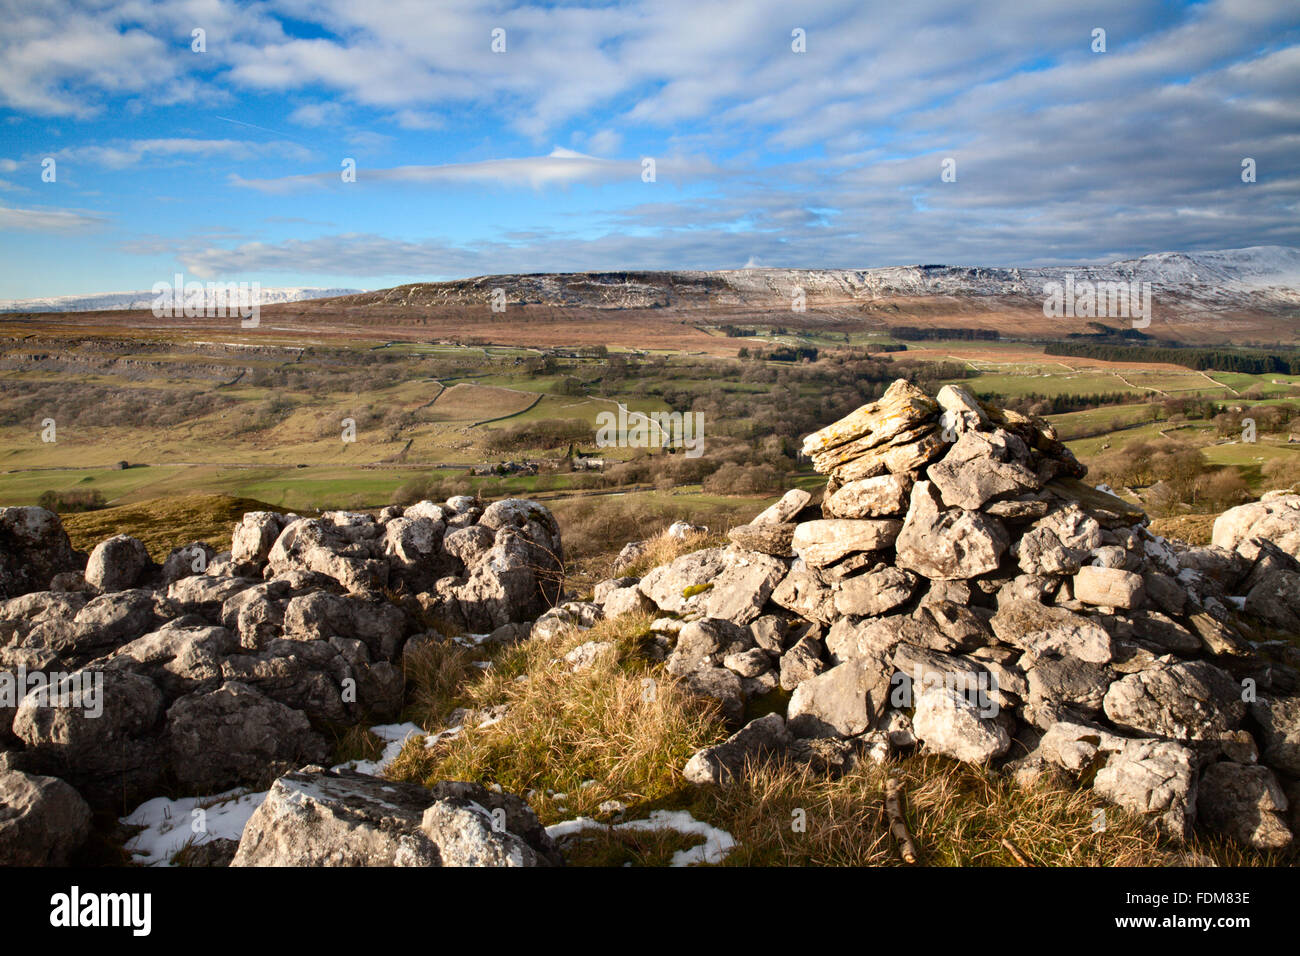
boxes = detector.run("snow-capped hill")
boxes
[1110,246,1300,290]
[0,287,364,314]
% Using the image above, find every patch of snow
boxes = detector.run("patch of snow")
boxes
[333,721,427,776]
[120,789,265,866]
[545,809,737,867]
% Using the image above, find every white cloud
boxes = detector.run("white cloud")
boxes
[0,203,106,231]
[55,138,312,169]
[230,147,713,193]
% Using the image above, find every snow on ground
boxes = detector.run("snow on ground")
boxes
[333,722,428,776]
[546,809,737,866]
[121,789,266,866]
[122,721,438,865]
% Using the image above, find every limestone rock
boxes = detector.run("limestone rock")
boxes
[912,684,1011,763]
[894,481,1008,580]
[791,519,902,568]
[1197,762,1292,850]
[787,657,892,738]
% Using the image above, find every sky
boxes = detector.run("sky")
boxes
[0,0,1297,298]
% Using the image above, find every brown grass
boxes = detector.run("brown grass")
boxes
[59,493,291,559]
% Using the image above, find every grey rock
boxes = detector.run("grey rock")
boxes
[895,481,1009,580]
[1249,693,1300,776]
[85,535,152,592]
[166,681,329,793]
[1014,506,1102,575]
[683,713,793,784]
[1102,659,1245,742]
[787,656,892,738]
[1093,738,1200,839]
[1073,566,1146,610]
[990,598,1113,664]
[779,634,826,691]
[834,566,919,617]
[912,684,1011,763]
[0,769,91,865]
[232,768,557,867]
[791,519,903,567]
[1196,762,1292,850]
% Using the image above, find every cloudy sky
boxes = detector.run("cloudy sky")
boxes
[1,0,1297,297]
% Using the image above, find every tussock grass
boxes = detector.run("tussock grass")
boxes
[387,612,727,824]
[615,528,726,579]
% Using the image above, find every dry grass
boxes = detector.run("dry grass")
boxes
[615,528,726,579]
[387,612,727,824]
[1147,512,1218,546]
[60,493,290,559]
[381,608,1291,867]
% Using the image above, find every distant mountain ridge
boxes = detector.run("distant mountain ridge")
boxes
[337,245,1300,312]
[5,246,1297,315]
[0,287,365,314]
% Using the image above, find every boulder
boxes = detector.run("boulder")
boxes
[1102,659,1245,742]
[0,507,82,599]
[1212,493,1300,559]
[779,634,827,690]
[637,548,727,615]
[165,681,329,793]
[928,429,1039,510]
[1249,694,1300,776]
[1243,569,1300,633]
[727,522,796,557]
[800,379,940,478]
[161,542,218,583]
[12,669,165,808]
[833,566,919,617]
[602,585,655,618]
[683,713,793,785]
[85,535,152,592]
[912,684,1011,763]
[787,657,892,738]
[679,667,745,724]
[1197,762,1292,850]
[791,519,902,567]
[1014,507,1102,575]
[231,512,285,567]
[1073,566,1145,610]
[770,569,838,626]
[231,769,558,867]
[1092,738,1199,839]
[751,488,811,526]
[990,598,1113,664]
[703,551,788,625]
[823,474,912,518]
[0,769,91,865]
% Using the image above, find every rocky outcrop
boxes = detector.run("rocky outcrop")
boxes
[0,496,565,857]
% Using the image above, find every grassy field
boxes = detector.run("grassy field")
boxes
[8,327,1300,535]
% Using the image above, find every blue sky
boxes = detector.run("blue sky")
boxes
[0,0,1298,298]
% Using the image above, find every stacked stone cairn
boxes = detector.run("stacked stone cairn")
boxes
[590,379,1300,851]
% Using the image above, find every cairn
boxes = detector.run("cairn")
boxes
[597,378,1300,851]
